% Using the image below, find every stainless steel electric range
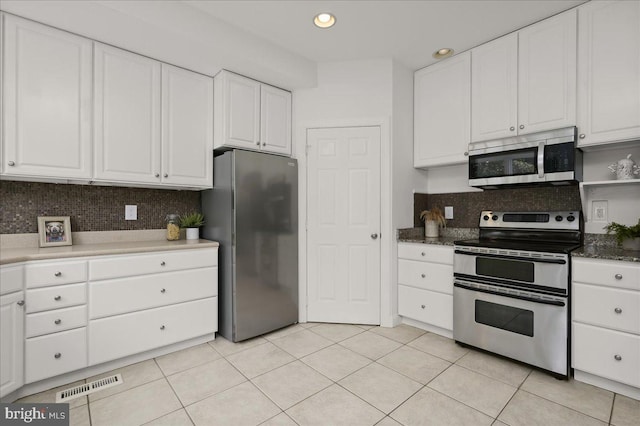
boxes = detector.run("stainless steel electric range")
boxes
[453,211,582,378]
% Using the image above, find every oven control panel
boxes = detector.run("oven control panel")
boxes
[479,211,580,231]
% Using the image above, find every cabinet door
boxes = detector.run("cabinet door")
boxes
[518,10,576,135]
[2,15,92,179]
[577,0,640,146]
[94,43,161,184]
[0,291,24,398]
[161,64,213,187]
[414,52,470,168]
[214,71,260,151]
[471,34,518,142]
[260,84,292,155]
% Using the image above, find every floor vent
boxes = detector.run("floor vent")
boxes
[55,374,123,403]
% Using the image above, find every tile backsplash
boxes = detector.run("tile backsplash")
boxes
[0,181,200,234]
[414,185,581,228]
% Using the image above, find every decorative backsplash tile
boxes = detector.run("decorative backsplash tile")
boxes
[0,181,200,234]
[414,185,581,228]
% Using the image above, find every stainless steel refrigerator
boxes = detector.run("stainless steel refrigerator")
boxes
[201,150,298,342]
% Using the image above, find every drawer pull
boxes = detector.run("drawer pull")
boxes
[614,274,623,280]
[614,354,622,361]
[160,325,165,330]
[54,296,62,301]
[160,288,166,293]
[614,307,622,314]
[161,261,166,266]
[54,353,61,359]
[17,300,25,306]
[54,319,62,325]
[421,252,425,256]
[421,305,426,309]
[54,271,62,277]
[421,274,426,278]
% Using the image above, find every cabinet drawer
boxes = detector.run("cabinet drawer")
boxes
[26,261,87,288]
[26,305,87,338]
[89,297,217,366]
[398,285,452,331]
[26,283,86,313]
[573,258,640,291]
[90,267,217,319]
[89,248,217,280]
[573,322,640,388]
[398,259,453,294]
[25,328,87,384]
[1,264,24,295]
[574,283,640,334]
[398,243,452,265]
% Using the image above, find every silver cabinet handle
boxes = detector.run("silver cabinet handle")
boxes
[164,173,168,178]
[160,325,165,330]
[160,261,166,266]
[262,142,266,146]
[421,305,425,309]
[160,288,166,293]
[55,319,62,325]
[155,173,160,178]
[421,274,426,278]
[509,126,515,131]
[614,354,622,361]
[8,161,15,166]
[371,233,378,240]
[615,274,623,280]
[519,125,525,130]
[579,134,586,139]
[54,353,62,359]
[16,300,25,306]
[614,307,622,314]
[54,271,62,277]
[421,252,425,256]
[464,151,469,156]
[256,142,260,146]
[54,296,61,301]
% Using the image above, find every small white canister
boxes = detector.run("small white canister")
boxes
[608,154,640,180]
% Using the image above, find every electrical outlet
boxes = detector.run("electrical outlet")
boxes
[125,205,137,221]
[445,206,454,220]
[592,200,608,222]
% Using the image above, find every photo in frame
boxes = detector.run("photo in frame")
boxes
[37,216,73,247]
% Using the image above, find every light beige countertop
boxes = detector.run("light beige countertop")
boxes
[0,230,219,265]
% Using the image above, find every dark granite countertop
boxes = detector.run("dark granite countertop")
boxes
[572,245,640,263]
[397,227,478,247]
[397,236,459,246]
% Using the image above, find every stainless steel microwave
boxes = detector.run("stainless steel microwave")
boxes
[468,127,582,189]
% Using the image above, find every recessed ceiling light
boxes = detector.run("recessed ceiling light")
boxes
[314,12,336,29]
[433,48,454,59]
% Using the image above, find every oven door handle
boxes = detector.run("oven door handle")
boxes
[454,250,566,265]
[454,282,566,307]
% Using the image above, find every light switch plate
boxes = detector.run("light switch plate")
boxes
[125,205,137,221]
[592,200,607,222]
[445,206,454,220]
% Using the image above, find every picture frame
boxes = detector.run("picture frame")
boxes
[37,216,73,248]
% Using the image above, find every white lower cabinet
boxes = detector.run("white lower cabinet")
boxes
[397,243,453,336]
[25,328,87,384]
[0,290,25,398]
[572,257,640,398]
[89,297,217,365]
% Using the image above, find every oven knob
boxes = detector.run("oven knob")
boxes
[555,215,563,222]
[483,215,490,221]
[566,215,575,222]
[491,215,498,221]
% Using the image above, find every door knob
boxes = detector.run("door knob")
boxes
[54,296,61,301]
[370,233,378,240]
[55,319,62,325]
[164,173,168,178]
[519,125,525,130]
[509,126,515,131]
[579,134,586,139]
[16,300,25,306]
[614,307,622,314]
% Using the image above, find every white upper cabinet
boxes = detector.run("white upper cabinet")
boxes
[471,10,577,142]
[214,70,292,156]
[260,84,292,155]
[518,10,577,135]
[94,43,162,184]
[414,51,471,168]
[577,0,640,147]
[161,64,213,188]
[1,14,92,179]
[471,34,518,142]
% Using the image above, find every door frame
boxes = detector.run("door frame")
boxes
[295,117,397,327]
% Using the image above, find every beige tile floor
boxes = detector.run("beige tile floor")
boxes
[17,323,640,426]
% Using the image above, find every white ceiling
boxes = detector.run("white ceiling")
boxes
[186,0,585,71]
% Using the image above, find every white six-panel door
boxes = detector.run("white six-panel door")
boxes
[307,127,381,324]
